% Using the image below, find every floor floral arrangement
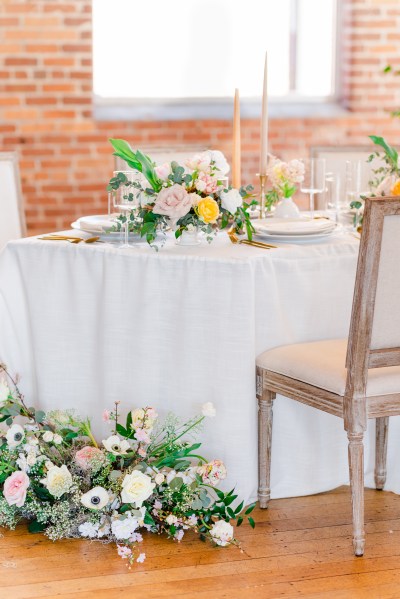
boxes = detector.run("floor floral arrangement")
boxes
[0,364,255,568]
[107,139,257,246]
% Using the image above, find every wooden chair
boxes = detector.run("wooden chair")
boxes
[256,196,400,556]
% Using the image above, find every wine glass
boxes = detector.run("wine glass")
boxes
[300,158,326,218]
[111,170,142,248]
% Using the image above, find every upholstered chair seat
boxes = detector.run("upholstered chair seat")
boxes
[257,339,400,397]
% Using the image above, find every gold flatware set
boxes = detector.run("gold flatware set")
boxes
[227,229,277,250]
[38,235,102,244]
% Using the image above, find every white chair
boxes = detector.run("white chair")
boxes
[0,152,26,250]
[257,196,400,556]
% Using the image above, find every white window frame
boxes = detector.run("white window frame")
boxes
[93,0,345,121]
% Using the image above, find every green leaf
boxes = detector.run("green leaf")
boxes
[126,411,132,430]
[236,516,243,527]
[223,494,238,506]
[116,423,128,437]
[28,520,47,534]
[144,511,155,526]
[245,502,256,515]
[248,516,255,529]
[119,504,131,513]
[234,500,244,514]
[369,136,398,167]
[227,507,235,519]
[35,410,46,423]
[33,486,53,501]
[169,477,183,491]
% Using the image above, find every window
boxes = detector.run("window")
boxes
[93,0,339,119]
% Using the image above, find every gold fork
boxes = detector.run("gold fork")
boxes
[227,229,277,249]
[38,235,101,244]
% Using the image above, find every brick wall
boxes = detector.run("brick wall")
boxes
[1,0,400,234]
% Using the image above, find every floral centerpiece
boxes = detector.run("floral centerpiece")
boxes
[107,140,257,247]
[0,364,255,568]
[265,156,305,215]
[350,136,400,218]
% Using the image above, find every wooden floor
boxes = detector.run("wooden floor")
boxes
[2,487,400,599]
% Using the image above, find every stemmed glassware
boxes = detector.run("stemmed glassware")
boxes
[344,160,370,230]
[109,170,142,248]
[300,158,326,218]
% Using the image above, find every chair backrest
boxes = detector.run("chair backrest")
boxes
[0,152,26,250]
[346,197,400,400]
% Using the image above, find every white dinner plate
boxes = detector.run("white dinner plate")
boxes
[254,217,336,236]
[71,216,142,242]
[254,226,342,244]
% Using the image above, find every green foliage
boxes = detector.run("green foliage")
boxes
[369,135,398,169]
[109,138,162,192]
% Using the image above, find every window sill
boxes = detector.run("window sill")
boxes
[93,97,348,122]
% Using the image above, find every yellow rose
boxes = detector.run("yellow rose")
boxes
[196,197,220,224]
[391,179,400,196]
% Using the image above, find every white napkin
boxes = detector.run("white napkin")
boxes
[254,218,336,236]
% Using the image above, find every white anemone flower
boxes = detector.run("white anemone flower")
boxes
[102,435,130,455]
[81,486,109,510]
[6,424,25,448]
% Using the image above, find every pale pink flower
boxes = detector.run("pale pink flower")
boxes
[3,471,29,507]
[138,447,147,458]
[154,499,162,510]
[195,172,219,195]
[153,184,193,221]
[130,532,143,542]
[175,529,184,541]
[146,407,158,419]
[186,152,211,173]
[155,163,171,181]
[117,545,132,559]
[102,410,111,423]
[135,428,151,445]
[75,446,105,471]
[197,459,227,487]
[136,553,146,563]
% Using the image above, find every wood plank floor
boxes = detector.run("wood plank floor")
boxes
[1,486,400,599]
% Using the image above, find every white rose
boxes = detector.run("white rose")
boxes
[6,424,25,448]
[81,486,109,510]
[195,179,207,193]
[209,150,230,175]
[155,473,165,485]
[43,464,73,498]
[121,471,155,507]
[220,189,243,215]
[165,514,178,525]
[42,431,54,443]
[53,434,63,445]
[375,174,398,196]
[0,379,10,402]
[102,435,130,455]
[186,152,211,173]
[210,520,234,547]
[201,402,216,418]
[45,461,54,470]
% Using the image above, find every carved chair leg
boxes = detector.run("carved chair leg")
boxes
[257,370,275,509]
[375,417,389,491]
[348,431,365,556]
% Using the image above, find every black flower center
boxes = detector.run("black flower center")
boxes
[112,445,119,452]
[14,433,23,441]
[91,496,101,505]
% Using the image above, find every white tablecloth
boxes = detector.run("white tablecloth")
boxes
[1,231,399,504]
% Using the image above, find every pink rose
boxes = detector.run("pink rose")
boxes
[153,184,193,221]
[155,163,171,181]
[75,446,104,471]
[3,470,29,507]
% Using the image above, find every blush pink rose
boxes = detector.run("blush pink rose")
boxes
[3,470,30,507]
[154,163,171,181]
[152,184,193,221]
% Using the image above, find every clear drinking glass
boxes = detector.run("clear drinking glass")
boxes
[111,170,142,248]
[300,158,326,217]
[344,160,369,230]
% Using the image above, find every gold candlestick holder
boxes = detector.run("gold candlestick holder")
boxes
[257,173,267,219]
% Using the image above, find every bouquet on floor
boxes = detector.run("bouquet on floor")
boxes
[107,139,257,246]
[0,364,255,568]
